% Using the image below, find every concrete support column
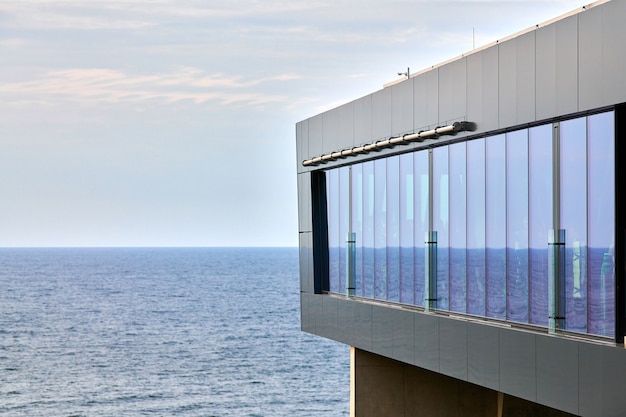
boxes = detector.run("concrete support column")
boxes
[350,347,574,417]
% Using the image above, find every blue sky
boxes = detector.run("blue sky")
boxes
[0,0,590,247]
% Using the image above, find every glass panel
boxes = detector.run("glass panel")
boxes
[374,158,387,300]
[560,116,588,333]
[528,124,552,326]
[327,168,340,293]
[387,156,400,302]
[467,138,486,316]
[587,111,615,337]
[399,153,415,304]
[338,166,350,294]
[449,143,467,313]
[486,134,506,319]
[433,147,449,310]
[352,163,364,297]
[362,161,375,298]
[506,129,529,323]
[414,150,429,307]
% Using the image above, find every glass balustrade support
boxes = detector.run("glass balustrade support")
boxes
[548,229,566,333]
[346,232,356,297]
[425,231,438,312]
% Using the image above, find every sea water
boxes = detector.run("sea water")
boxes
[0,248,349,416]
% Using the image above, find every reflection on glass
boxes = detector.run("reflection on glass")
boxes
[338,166,350,294]
[352,164,363,297]
[414,151,429,307]
[561,116,588,333]
[374,158,387,300]
[529,124,552,326]
[486,135,506,319]
[449,143,467,313]
[433,147,449,310]
[506,129,529,323]
[322,111,614,338]
[327,169,340,293]
[362,161,375,298]
[467,138,486,316]
[587,111,615,337]
[399,154,415,304]
[387,156,400,302]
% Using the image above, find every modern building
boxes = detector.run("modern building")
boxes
[296,1,626,416]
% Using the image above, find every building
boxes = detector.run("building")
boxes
[296,1,626,416]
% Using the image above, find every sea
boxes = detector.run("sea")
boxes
[0,247,350,416]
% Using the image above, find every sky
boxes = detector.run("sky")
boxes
[0,0,592,247]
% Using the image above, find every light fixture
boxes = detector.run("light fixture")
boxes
[302,121,476,167]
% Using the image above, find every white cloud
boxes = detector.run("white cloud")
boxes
[0,67,300,108]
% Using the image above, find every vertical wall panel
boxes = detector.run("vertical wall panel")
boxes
[578,5,603,110]
[308,113,324,158]
[392,308,415,365]
[439,58,467,124]
[372,304,394,358]
[555,16,579,116]
[414,70,439,130]
[515,32,536,125]
[336,102,355,151]
[414,313,439,371]
[391,79,414,136]
[535,24,557,119]
[536,336,579,415]
[601,0,626,107]
[297,172,312,233]
[372,87,393,141]
[353,301,373,352]
[467,47,499,135]
[438,319,468,381]
[322,108,339,154]
[299,232,313,293]
[499,329,536,402]
[353,94,373,144]
[467,323,499,391]
[498,40,517,128]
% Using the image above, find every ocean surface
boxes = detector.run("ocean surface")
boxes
[0,248,349,416]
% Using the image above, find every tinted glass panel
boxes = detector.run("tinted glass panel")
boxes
[587,111,615,337]
[467,138,486,316]
[528,124,552,326]
[433,147,449,310]
[414,151,429,307]
[486,135,506,319]
[387,156,400,302]
[560,116,588,333]
[399,153,415,304]
[374,158,387,300]
[362,161,375,298]
[327,168,340,293]
[506,129,529,323]
[449,143,467,313]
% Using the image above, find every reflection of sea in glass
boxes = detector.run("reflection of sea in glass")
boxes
[323,110,614,339]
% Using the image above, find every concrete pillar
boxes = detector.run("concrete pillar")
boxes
[350,347,576,417]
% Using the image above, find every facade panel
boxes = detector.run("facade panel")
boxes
[536,336,579,415]
[371,87,392,141]
[413,70,439,130]
[438,58,467,124]
[467,322,500,391]
[391,79,414,136]
[499,330,536,402]
[438,319,468,381]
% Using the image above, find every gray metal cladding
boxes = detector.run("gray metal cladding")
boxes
[413,69,439,130]
[467,322,500,391]
[467,46,499,132]
[371,87,393,141]
[298,233,313,293]
[498,32,536,127]
[353,95,373,145]
[413,312,439,372]
[498,329,537,402]
[438,319,468,381]
[372,304,394,358]
[438,57,467,124]
[297,172,311,233]
[307,113,324,160]
[391,79,414,136]
[391,308,415,365]
[536,336,579,415]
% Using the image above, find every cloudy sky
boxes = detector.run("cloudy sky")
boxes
[1,0,590,247]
